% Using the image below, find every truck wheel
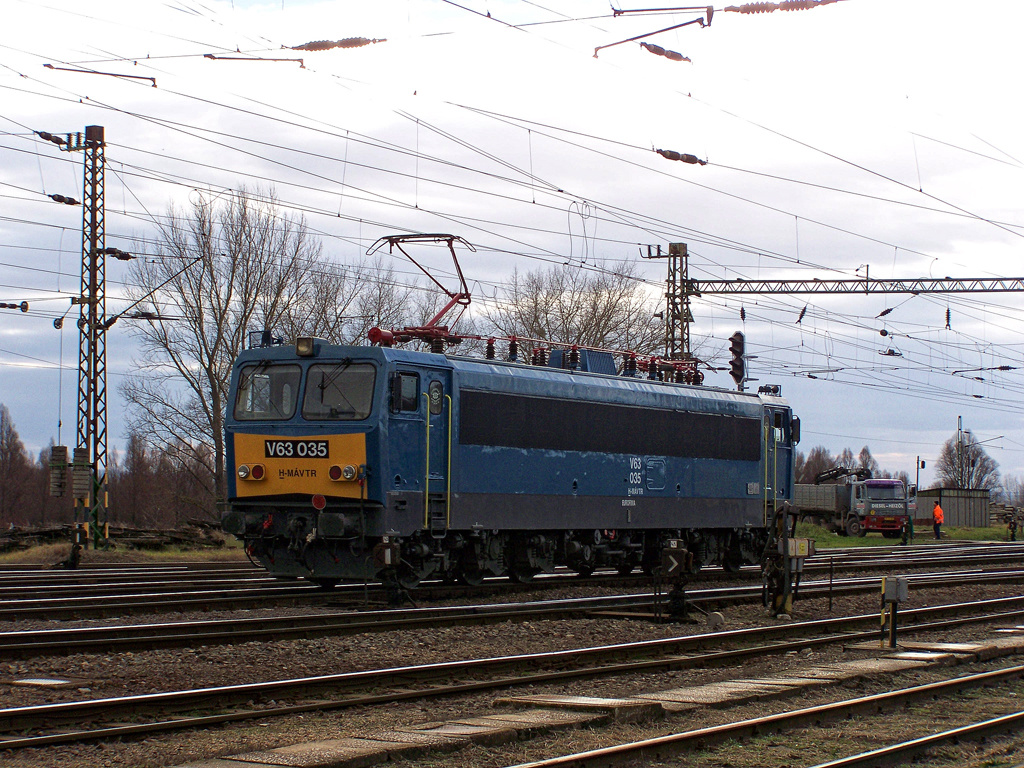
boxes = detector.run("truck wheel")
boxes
[845,517,864,537]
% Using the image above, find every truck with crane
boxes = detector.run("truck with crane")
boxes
[793,466,913,537]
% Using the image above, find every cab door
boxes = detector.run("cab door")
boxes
[386,366,452,537]
[762,406,794,522]
[422,370,452,537]
[767,407,794,502]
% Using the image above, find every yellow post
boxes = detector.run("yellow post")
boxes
[880,577,887,648]
[445,394,452,529]
[423,392,430,528]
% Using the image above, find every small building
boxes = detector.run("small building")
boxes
[916,488,990,528]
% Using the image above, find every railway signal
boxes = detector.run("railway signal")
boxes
[728,331,746,389]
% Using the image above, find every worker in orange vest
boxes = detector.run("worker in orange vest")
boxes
[932,501,944,540]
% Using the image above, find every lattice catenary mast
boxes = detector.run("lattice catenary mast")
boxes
[61,126,109,548]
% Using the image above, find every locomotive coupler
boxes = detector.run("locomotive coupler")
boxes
[286,516,309,553]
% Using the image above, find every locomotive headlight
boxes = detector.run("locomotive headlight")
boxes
[328,464,358,481]
[295,337,316,357]
[237,464,265,481]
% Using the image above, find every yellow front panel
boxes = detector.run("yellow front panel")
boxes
[233,433,367,499]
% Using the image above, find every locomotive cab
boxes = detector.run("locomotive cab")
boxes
[223,339,388,582]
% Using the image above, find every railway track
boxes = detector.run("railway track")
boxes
[3,541,1024,622]
[0,592,654,657]
[804,709,1024,768]
[4,594,1024,751]
[0,571,669,621]
[504,665,1024,768]
[5,567,1024,658]
[0,582,332,621]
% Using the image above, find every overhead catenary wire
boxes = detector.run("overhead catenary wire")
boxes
[8,21,996,282]
[4,33,995,299]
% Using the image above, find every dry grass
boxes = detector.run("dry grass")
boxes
[0,539,248,566]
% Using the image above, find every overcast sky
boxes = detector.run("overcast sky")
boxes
[2,0,1023,488]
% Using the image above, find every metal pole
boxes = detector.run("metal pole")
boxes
[879,577,886,648]
[644,242,692,362]
[64,126,107,549]
[828,556,833,612]
[957,415,964,489]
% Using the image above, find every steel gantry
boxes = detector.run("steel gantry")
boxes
[686,277,1024,295]
[651,243,1024,381]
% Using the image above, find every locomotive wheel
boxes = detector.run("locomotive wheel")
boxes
[573,565,595,577]
[509,566,537,583]
[722,557,742,573]
[458,568,486,586]
[616,561,635,576]
[397,565,421,590]
[313,578,338,589]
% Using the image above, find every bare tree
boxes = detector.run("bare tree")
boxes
[934,430,1000,490]
[798,445,834,483]
[0,404,30,526]
[121,188,324,510]
[796,443,911,488]
[793,450,806,484]
[1002,475,1024,507]
[857,446,880,477]
[110,432,157,528]
[836,447,856,472]
[481,263,662,354]
[350,256,418,343]
[273,253,430,349]
[278,261,359,344]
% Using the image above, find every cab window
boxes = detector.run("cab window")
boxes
[233,364,301,421]
[392,372,420,412]
[302,362,376,420]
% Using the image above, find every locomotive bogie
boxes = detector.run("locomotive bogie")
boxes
[223,341,797,587]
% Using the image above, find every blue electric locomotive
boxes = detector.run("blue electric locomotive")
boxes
[221,337,799,587]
